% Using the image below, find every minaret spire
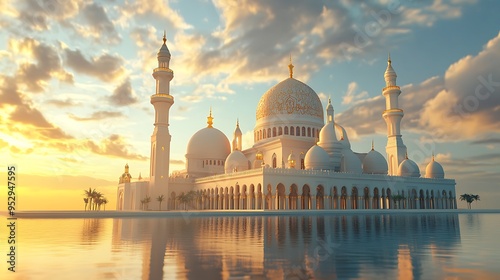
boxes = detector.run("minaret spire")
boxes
[288,54,294,78]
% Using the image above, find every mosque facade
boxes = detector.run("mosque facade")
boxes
[116,36,457,211]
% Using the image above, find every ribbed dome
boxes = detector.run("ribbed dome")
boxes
[363,149,388,174]
[425,158,444,179]
[304,145,331,170]
[256,78,323,121]
[341,149,362,174]
[224,150,249,174]
[186,127,230,160]
[398,158,420,177]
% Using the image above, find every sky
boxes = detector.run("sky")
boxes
[0,0,499,210]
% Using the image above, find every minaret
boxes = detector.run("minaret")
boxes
[382,54,407,175]
[232,119,242,151]
[326,97,335,123]
[150,32,174,201]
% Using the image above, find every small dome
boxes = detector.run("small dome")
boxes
[341,149,362,174]
[398,158,420,177]
[186,127,230,160]
[319,122,338,144]
[363,149,388,174]
[224,150,249,173]
[304,145,331,170]
[425,157,444,179]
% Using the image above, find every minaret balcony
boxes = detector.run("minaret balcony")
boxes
[153,67,173,73]
[383,108,404,114]
[382,85,400,91]
[151,94,174,101]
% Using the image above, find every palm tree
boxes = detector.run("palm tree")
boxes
[460,193,480,209]
[140,198,146,210]
[102,198,108,210]
[93,191,103,210]
[84,188,94,210]
[177,193,190,210]
[144,196,151,210]
[83,198,89,211]
[157,195,165,210]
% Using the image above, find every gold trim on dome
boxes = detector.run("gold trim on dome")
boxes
[256,78,323,120]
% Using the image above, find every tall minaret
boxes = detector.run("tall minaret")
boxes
[382,54,407,175]
[232,119,242,151]
[150,32,174,200]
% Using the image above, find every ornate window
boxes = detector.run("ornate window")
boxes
[284,126,289,135]
[290,126,295,135]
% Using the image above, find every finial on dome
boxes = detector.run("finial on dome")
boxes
[163,30,166,44]
[207,107,214,128]
[328,96,332,104]
[371,139,374,151]
[432,152,435,161]
[388,52,391,64]
[236,118,239,127]
[288,54,294,78]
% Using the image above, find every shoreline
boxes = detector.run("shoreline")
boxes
[2,209,500,219]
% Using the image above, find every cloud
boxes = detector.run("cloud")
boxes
[336,95,386,136]
[120,0,192,30]
[86,134,147,161]
[9,37,73,92]
[470,138,500,145]
[46,99,77,108]
[419,32,500,140]
[180,82,234,103]
[69,3,120,45]
[169,0,476,89]
[0,75,72,140]
[15,0,83,31]
[170,159,185,165]
[108,78,138,106]
[69,111,124,122]
[342,82,368,105]
[64,48,125,82]
[337,32,500,141]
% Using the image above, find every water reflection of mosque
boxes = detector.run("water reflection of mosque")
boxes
[112,214,460,279]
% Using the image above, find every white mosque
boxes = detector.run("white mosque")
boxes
[116,35,457,211]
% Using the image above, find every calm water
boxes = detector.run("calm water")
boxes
[4,213,500,280]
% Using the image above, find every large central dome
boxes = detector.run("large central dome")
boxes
[256,77,323,121]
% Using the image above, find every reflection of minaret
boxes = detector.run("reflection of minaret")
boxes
[142,220,168,280]
[382,54,407,175]
[150,32,174,202]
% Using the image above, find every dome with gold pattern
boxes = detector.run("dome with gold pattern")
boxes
[256,77,324,121]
